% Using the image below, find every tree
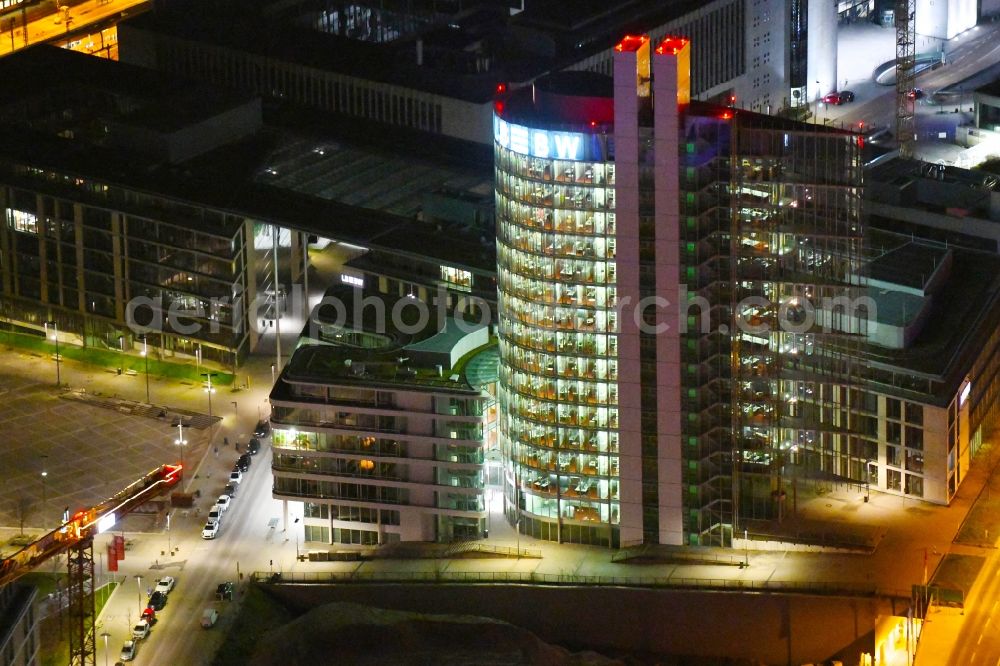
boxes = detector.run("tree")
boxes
[14,495,33,537]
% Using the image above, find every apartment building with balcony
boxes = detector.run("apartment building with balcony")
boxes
[270,287,497,545]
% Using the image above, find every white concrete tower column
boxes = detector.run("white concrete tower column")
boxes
[807,0,838,103]
[651,37,690,546]
[613,34,649,546]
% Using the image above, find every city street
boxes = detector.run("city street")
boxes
[0,243,341,664]
[0,0,146,56]
[943,544,1000,665]
[0,316,997,664]
[92,438,295,666]
[814,21,1000,163]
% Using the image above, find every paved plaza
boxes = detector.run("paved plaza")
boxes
[0,364,212,531]
[0,336,277,536]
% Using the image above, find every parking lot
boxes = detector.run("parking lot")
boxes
[0,365,210,532]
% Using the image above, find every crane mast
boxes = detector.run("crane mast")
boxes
[895,0,916,157]
[0,464,183,665]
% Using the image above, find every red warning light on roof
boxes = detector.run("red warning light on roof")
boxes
[654,36,689,55]
[494,100,504,115]
[590,120,597,128]
[615,34,648,52]
[720,111,733,120]
[496,82,507,95]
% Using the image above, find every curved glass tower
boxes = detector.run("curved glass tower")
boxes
[494,73,621,546]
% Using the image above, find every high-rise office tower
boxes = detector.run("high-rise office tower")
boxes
[495,35,863,548]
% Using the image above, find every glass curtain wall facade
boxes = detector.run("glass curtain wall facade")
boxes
[495,111,622,546]
[727,118,865,532]
[678,111,864,544]
[496,36,865,548]
[0,175,252,368]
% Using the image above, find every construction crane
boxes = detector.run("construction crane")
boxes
[895,0,916,157]
[0,463,183,666]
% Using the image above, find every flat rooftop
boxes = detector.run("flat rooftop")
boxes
[0,44,250,131]
[124,0,737,104]
[124,1,545,104]
[0,46,494,273]
[277,343,487,395]
[866,157,999,213]
[857,230,1000,402]
[255,134,490,219]
[867,242,949,292]
[274,286,493,395]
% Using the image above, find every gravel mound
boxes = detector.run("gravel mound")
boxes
[248,601,621,666]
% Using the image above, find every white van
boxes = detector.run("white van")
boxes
[201,608,219,628]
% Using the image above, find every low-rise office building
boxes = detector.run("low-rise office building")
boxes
[270,287,497,545]
[0,46,496,371]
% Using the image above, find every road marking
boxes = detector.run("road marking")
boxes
[994,601,999,614]
[979,633,984,645]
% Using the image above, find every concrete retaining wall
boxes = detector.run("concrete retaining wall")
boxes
[263,583,900,664]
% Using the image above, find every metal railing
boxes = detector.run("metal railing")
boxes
[250,569,909,598]
[610,545,743,566]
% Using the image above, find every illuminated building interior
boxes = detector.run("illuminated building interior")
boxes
[495,35,867,547]
[494,81,621,546]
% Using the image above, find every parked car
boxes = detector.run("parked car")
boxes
[140,607,156,624]
[132,619,150,640]
[228,470,242,485]
[202,521,220,540]
[201,607,219,628]
[215,494,231,513]
[208,507,222,525]
[237,454,252,472]
[822,90,854,105]
[147,591,167,610]
[253,420,270,437]
[154,576,175,595]
[223,483,238,498]
[120,640,137,662]
[216,581,234,601]
[247,436,261,455]
[906,87,924,100]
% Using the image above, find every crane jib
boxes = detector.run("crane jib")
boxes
[0,463,183,588]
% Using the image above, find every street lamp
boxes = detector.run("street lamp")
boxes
[202,372,217,416]
[195,344,202,375]
[135,575,143,613]
[294,517,300,561]
[865,457,872,503]
[100,631,110,666]
[140,336,150,403]
[43,321,60,386]
[118,335,124,374]
[175,423,187,468]
[40,471,47,516]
